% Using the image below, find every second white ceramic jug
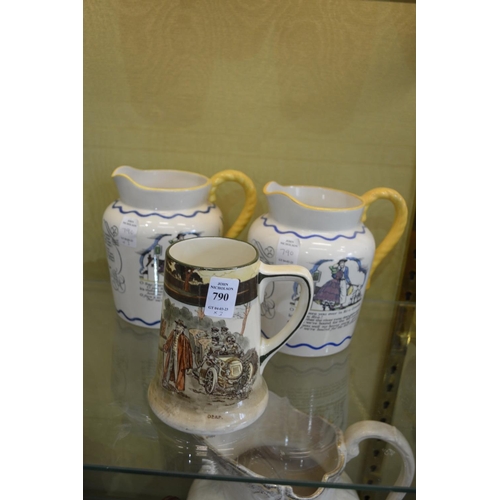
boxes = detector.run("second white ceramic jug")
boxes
[248,182,408,356]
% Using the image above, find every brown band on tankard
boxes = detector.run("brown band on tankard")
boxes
[164,265,258,307]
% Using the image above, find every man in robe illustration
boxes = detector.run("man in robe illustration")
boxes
[314,259,351,309]
[162,319,193,392]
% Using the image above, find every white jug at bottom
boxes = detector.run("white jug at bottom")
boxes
[187,392,415,500]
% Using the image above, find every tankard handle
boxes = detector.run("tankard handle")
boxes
[209,170,257,239]
[360,188,408,288]
[257,263,314,371]
[344,421,415,500]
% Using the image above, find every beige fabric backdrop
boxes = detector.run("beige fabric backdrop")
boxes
[84,0,415,303]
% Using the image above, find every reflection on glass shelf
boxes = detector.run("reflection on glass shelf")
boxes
[84,280,415,498]
[265,348,350,432]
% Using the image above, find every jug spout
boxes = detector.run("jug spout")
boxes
[112,166,211,211]
[264,181,365,232]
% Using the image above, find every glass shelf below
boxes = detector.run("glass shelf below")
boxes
[83,280,416,499]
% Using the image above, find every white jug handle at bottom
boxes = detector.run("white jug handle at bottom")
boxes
[343,421,415,500]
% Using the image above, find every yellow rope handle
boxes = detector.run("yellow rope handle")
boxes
[209,170,257,239]
[360,188,408,289]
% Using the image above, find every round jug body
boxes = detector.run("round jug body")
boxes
[248,182,376,356]
[103,168,224,328]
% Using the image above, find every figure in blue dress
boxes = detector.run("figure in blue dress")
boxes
[314,259,351,309]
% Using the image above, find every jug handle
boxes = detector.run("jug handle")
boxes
[360,188,408,288]
[209,170,257,239]
[344,421,415,500]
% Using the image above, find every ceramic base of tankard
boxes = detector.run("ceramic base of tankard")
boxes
[148,371,270,435]
[188,392,414,500]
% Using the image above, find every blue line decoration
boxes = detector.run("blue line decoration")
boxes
[286,336,352,349]
[260,217,366,241]
[111,201,216,219]
[261,330,352,350]
[117,309,161,327]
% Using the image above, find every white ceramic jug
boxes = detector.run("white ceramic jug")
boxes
[248,182,408,356]
[187,393,415,500]
[103,167,256,328]
[188,465,359,500]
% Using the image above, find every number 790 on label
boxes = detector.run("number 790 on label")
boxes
[205,277,240,319]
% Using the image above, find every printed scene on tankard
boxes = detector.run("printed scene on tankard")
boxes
[158,298,258,405]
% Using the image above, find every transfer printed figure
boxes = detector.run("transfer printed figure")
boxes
[161,319,193,392]
[314,259,351,309]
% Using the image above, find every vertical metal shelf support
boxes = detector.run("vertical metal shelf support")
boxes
[358,212,416,500]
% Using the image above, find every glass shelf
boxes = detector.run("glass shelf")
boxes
[83,280,416,499]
